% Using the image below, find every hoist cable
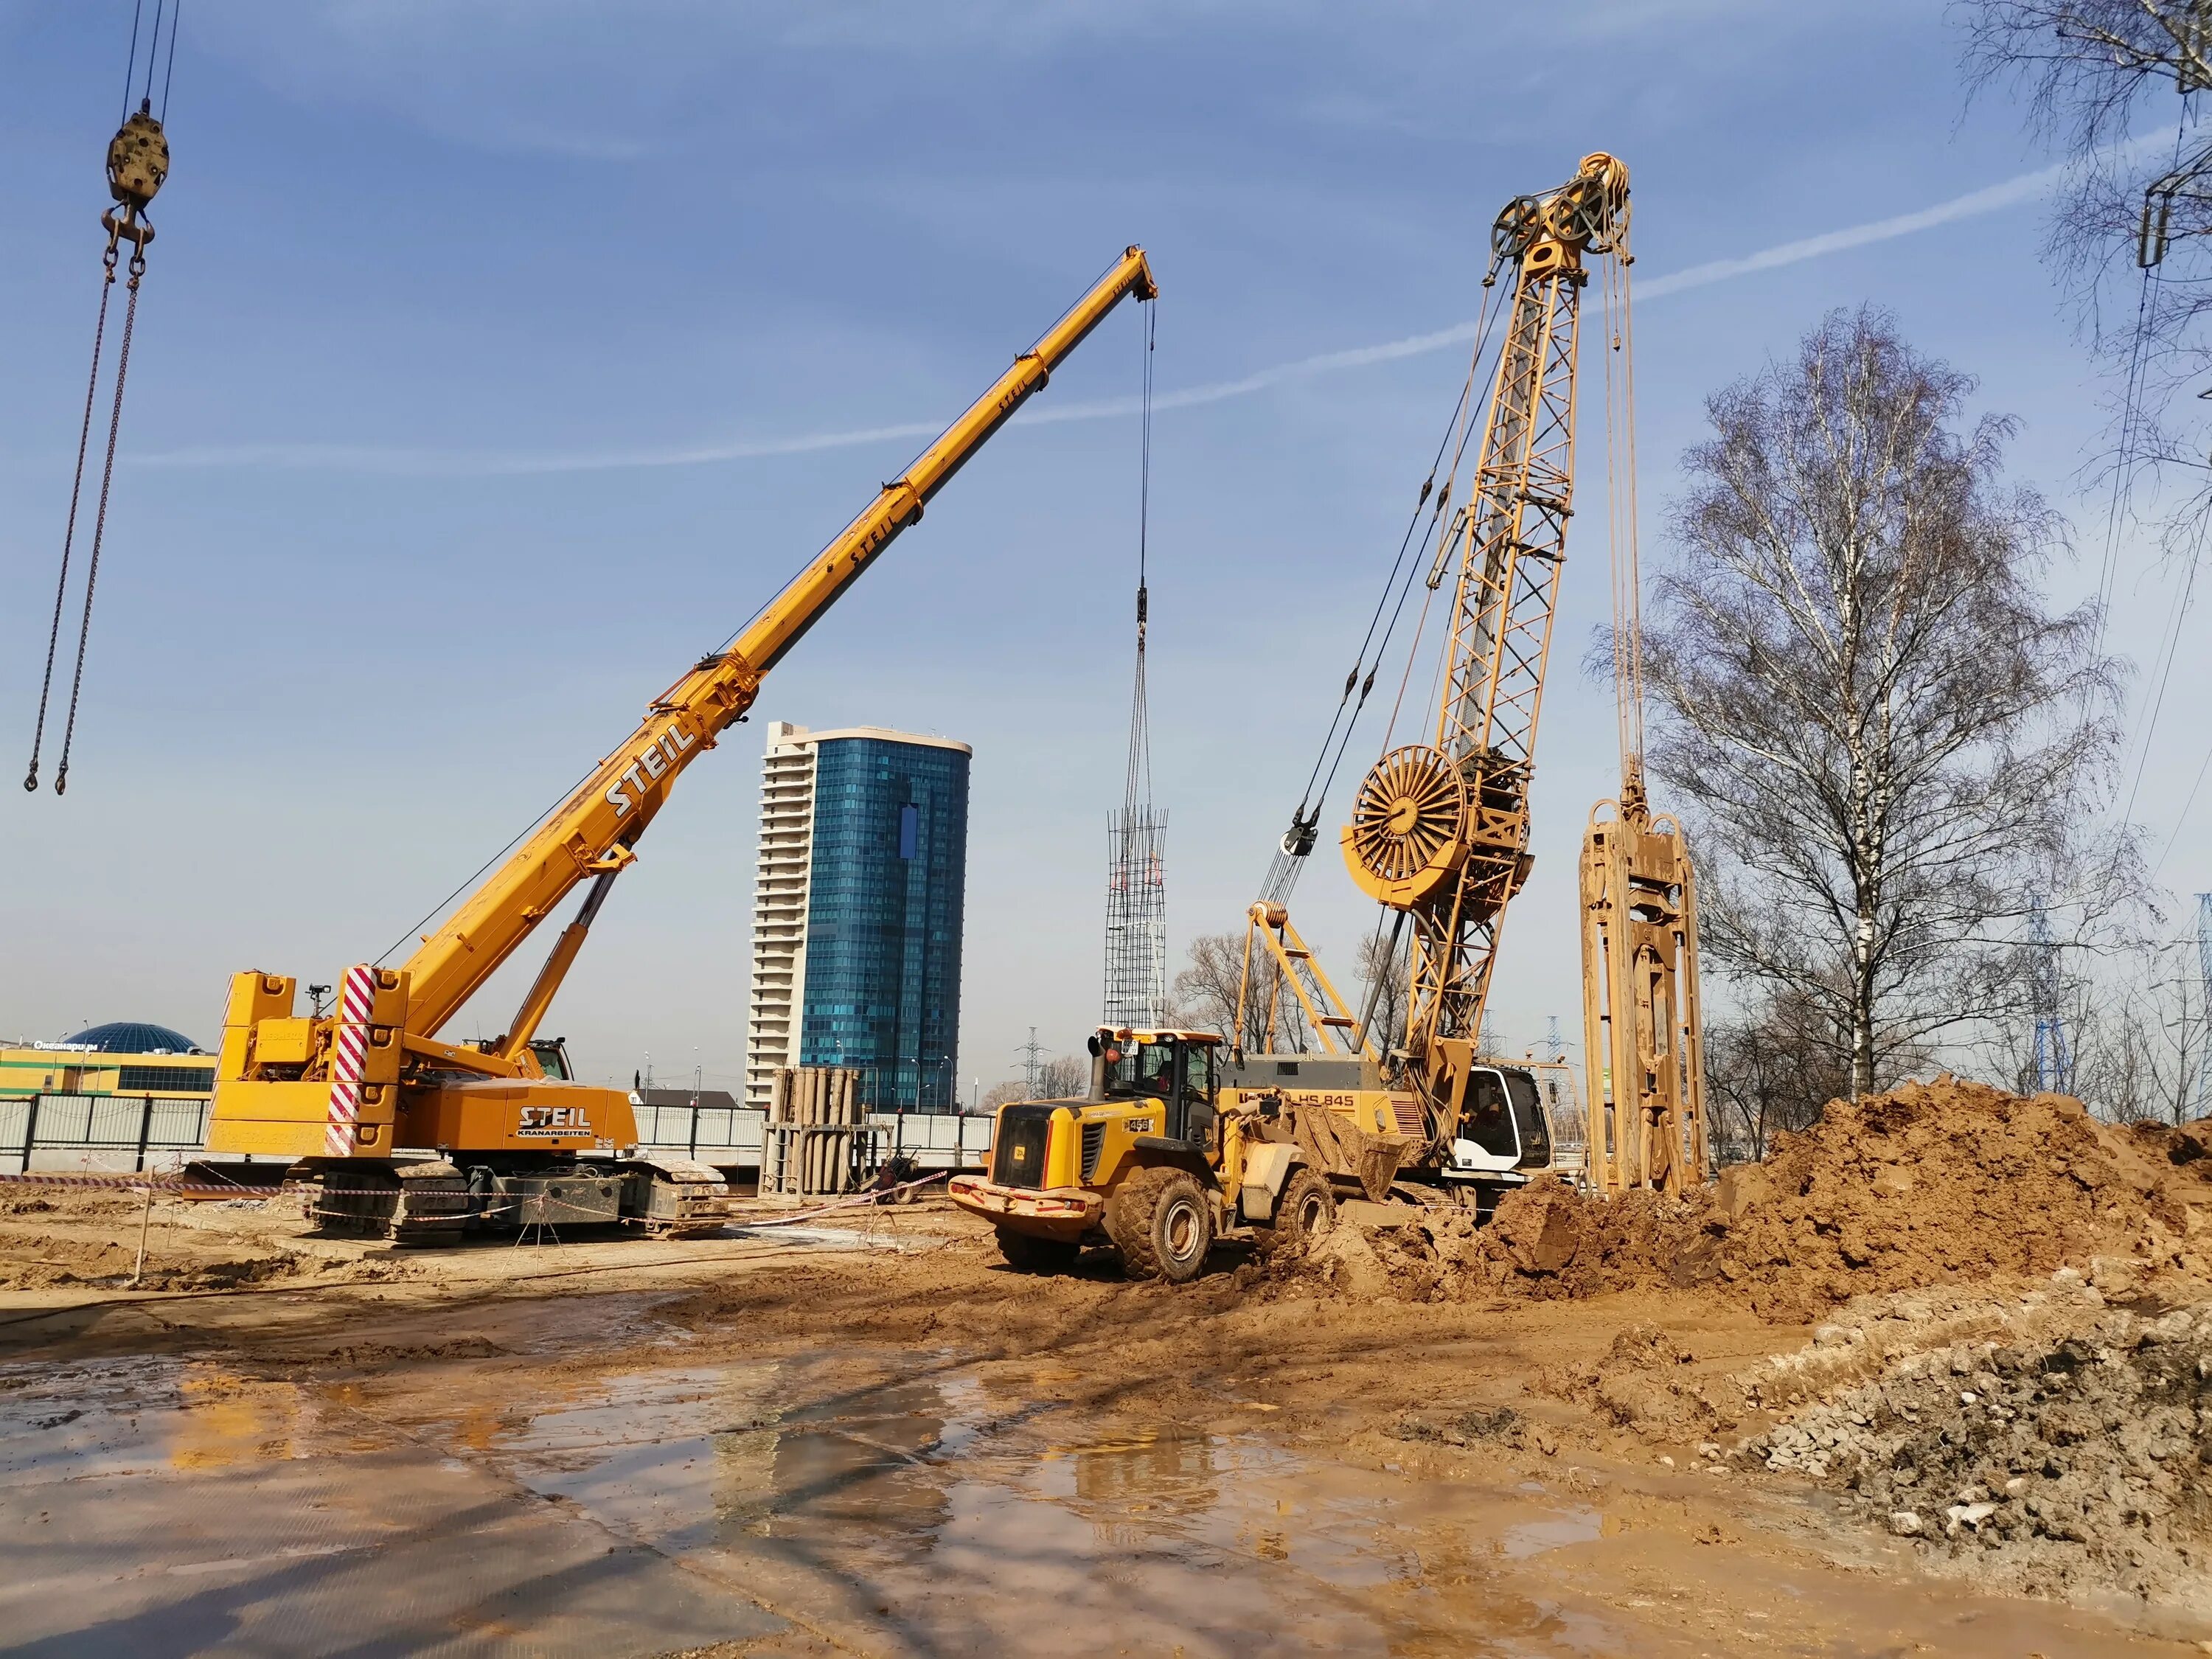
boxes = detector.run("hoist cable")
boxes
[120,0,145,120]
[23,252,119,792]
[53,248,147,796]
[372,762,603,969]
[160,1,183,122]
[1601,240,1646,784]
[1317,274,1504,797]
[141,1,165,108]
[1121,301,1156,812]
[1260,271,1507,893]
[1298,288,1496,799]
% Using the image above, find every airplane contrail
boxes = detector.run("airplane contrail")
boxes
[136,147,2130,477]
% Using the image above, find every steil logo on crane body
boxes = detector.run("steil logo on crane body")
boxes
[605,722,697,817]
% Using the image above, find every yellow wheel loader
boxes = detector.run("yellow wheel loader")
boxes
[949,1026,1554,1282]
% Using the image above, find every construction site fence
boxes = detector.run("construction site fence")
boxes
[1,1091,993,1178]
[628,1103,993,1172]
[0,1092,212,1175]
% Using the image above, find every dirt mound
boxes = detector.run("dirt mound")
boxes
[1282,1082,2212,1323]
[1750,1304,2212,1615]
[1523,1321,1729,1440]
[1711,1082,2204,1321]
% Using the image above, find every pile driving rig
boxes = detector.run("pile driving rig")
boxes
[953,158,1639,1277]
[208,248,1158,1240]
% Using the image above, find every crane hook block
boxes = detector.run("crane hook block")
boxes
[107,107,169,216]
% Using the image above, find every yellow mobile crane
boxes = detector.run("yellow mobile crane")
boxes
[207,248,1158,1239]
[954,159,1628,1276]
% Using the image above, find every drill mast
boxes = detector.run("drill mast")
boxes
[1340,153,1630,1138]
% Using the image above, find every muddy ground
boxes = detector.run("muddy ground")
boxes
[1,1133,2209,1659]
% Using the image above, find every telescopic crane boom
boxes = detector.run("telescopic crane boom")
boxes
[209,248,1158,1236]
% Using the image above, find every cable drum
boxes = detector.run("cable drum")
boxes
[1340,744,1469,908]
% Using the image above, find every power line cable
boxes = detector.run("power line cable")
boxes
[2119,501,2206,830]
[2152,734,2212,877]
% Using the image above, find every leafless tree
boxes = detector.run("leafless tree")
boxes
[1169,931,1312,1051]
[978,1052,1091,1111]
[977,1079,1027,1113]
[1645,307,2135,1098]
[1959,2,2212,518]
[1703,987,1857,1164]
[1353,926,1411,1054]
[1985,932,2212,1121]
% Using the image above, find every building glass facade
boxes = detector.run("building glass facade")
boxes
[789,734,969,1112]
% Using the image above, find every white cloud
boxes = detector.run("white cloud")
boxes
[137,144,2140,476]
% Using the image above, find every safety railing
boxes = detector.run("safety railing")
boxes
[1,1092,212,1175]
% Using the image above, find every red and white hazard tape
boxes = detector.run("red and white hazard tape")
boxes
[2,1168,953,1223]
[0,1172,276,1196]
[731,1171,950,1228]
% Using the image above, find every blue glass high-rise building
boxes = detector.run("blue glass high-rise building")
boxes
[745,723,970,1113]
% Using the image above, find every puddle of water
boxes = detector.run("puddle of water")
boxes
[0,1355,312,1484]
[0,1349,772,1658]
[1502,1512,1604,1560]
[456,1352,1608,1656]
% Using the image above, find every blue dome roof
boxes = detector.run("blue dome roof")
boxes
[63,1021,204,1055]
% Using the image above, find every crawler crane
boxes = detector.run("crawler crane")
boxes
[207,248,1158,1240]
[1336,152,1629,1180]
[954,158,1638,1276]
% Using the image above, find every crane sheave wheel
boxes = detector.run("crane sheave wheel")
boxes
[1343,744,1468,906]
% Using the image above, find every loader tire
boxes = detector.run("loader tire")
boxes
[1269,1169,1337,1249]
[1110,1166,1214,1284]
[995,1228,1079,1274]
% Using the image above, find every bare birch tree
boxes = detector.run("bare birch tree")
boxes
[978,1053,1091,1110]
[1645,307,2132,1098]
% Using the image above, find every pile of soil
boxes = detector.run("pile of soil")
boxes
[1751,1302,2212,1614]
[1521,1320,1732,1441]
[1285,1082,2212,1323]
[1709,1083,2205,1321]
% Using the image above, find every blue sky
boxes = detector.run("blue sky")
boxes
[2,1,2205,1093]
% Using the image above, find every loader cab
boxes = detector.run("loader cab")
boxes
[1089,1027,1221,1146]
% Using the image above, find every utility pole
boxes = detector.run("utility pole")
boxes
[2030,897,2073,1095]
[1544,1015,1566,1062]
[1018,1027,1045,1097]
[2197,894,2212,1115]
